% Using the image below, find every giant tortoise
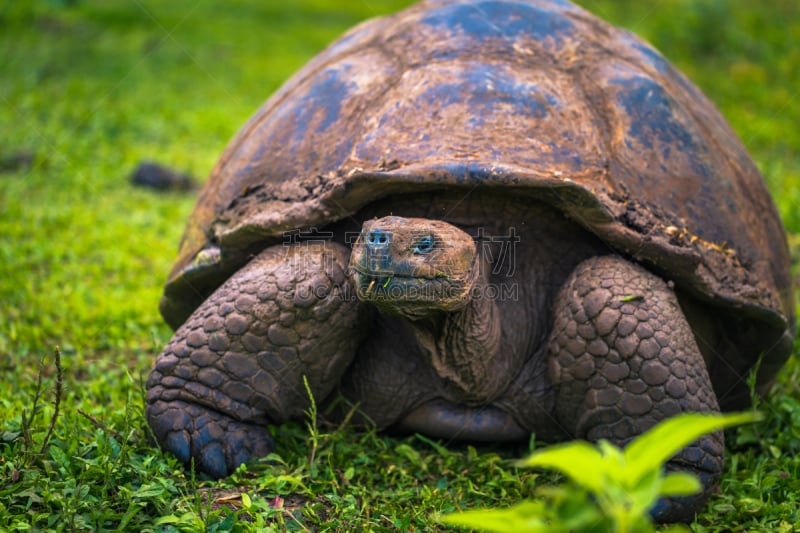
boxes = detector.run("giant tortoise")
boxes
[146,0,795,521]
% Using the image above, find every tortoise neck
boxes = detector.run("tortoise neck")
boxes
[408,260,508,403]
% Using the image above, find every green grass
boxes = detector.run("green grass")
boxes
[1,0,798,530]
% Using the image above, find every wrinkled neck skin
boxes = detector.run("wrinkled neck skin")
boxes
[406,259,506,404]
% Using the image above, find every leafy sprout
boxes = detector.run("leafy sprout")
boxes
[441,411,763,533]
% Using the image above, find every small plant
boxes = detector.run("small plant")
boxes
[303,374,324,475]
[16,347,64,468]
[440,411,762,533]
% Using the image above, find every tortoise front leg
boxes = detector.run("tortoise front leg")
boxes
[146,241,364,478]
[548,255,724,523]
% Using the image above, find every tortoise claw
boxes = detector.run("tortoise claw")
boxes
[147,399,275,478]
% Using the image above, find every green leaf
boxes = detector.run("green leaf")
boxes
[241,492,252,510]
[768,445,782,459]
[395,443,422,463]
[536,485,607,531]
[659,472,702,497]
[214,512,236,532]
[623,411,762,485]
[519,441,607,493]
[629,467,663,516]
[154,515,181,525]
[48,445,70,469]
[440,500,558,533]
[133,483,167,499]
[596,440,626,484]
[659,526,691,533]
[415,433,452,457]
[1,431,21,442]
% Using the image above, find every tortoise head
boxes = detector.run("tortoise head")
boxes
[349,217,478,319]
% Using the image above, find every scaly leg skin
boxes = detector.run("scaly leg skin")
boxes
[146,241,363,478]
[548,255,723,523]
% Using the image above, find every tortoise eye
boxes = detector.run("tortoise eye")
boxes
[414,235,435,254]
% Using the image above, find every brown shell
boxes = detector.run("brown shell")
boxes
[161,0,794,383]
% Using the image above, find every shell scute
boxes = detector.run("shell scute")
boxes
[419,1,575,45]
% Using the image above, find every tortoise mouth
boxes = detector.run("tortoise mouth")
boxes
[352,270,450,298]
[349,264,450,281]
[349,263,477,314]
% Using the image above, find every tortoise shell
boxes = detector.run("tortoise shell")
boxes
[161,0,794,391]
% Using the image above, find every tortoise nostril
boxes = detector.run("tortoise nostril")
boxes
[366,229,390,248]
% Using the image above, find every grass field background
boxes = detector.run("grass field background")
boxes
[1,0,798,530]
